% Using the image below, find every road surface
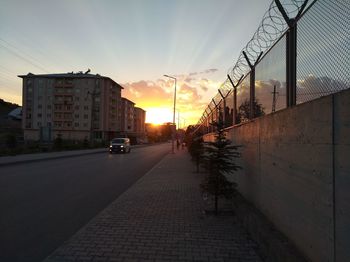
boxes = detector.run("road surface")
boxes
[0,143,170,261]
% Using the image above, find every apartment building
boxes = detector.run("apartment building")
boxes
[120,97,135,134]
[134,107,145,134]
[19,72,123,141]
[134,107,146,142]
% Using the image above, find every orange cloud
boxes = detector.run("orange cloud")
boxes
[122,78,211,125]
[121,69,223,125]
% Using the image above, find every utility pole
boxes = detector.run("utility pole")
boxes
[163,74,177,154]
[272,85,279,113]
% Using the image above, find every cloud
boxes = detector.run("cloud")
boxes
[184,77,194,83]
[298,74,349,92]
[201,86,209,92]
[122,80,172,107]
[122,69,225,125]
[204,68,218,74]
[170,68,219,81]
[123,79,206,111]
[179,83,202,101]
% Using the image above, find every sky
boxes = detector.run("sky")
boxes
[0,0,271,126]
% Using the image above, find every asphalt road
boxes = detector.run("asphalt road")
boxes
[0,143,171,261]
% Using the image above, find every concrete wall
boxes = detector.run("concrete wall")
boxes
[334,91,350,262]
[204,89,350,262]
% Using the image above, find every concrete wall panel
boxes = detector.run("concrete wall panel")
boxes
[334,90,350,262]
[203,89,350,262]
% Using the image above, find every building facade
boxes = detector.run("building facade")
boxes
[134,107,145,133]
[120,97,135,134]
[19,72,123,142]
[134,107,146,143]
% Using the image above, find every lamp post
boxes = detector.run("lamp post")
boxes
[163,74,176,154]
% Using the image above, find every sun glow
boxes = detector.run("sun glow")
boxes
[146,107,173,125]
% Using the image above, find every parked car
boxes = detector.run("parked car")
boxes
[109,138,131,153]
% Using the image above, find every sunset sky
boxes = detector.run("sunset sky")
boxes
[0,0,271,126]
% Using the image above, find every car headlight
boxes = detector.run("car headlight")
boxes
[120,145,124,148]
[109,145,112,148]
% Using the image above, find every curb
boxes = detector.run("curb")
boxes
[0,149,107,167]
[0,144,159,167]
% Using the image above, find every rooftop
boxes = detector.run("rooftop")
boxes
[18,71,123,89]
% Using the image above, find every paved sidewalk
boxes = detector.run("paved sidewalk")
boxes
[46,149,261,262]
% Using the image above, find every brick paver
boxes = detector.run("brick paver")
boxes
[46,149,261,262]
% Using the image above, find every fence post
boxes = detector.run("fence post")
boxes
[227,74,243,125]
[218,89,226,126]
[275,0,309,107]
[243,51,263,120]
[286,21,297,106]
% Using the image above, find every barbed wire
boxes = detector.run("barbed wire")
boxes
[194,0,313,134]
[226,0,311,90]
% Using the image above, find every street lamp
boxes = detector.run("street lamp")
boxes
[163,74,177,154]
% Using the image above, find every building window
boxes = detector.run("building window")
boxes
[47,105,51,109]
[75,105,79,110]
[38,104,42,109]
[38,122,42,127]
[83,123,88,127]
[84,105,89,110]
[74,122,79,127]
[84,114,88,119]
[94,131,102,139]
[37,113,42,118]
[75,114,79,118]
[47,113,51,118]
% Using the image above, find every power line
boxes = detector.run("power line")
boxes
[0,36,71,71]
[0,42,50,73]
[0,38,51,71]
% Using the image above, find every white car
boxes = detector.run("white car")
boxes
[109,138,131,153]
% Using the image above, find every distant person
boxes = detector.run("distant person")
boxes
[176,139,180,150]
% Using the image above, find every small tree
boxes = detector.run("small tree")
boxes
[188,136,204,173]
[237,98,265,123]
[6,133,17,149]
[54,134,63,150]
[200,118,241,215]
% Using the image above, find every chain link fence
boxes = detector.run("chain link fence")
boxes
[194,0,350,135]
[296,0,350,103]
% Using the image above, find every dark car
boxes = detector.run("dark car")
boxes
[109,138,131,153]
